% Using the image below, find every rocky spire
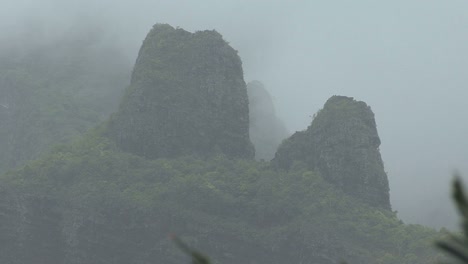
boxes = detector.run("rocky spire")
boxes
[274,96,391,209]
[106,24,254,159]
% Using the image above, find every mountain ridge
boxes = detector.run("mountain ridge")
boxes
[0,24,442,264]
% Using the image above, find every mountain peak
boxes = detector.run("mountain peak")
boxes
[274,95,390,209]
[106,24,254,159]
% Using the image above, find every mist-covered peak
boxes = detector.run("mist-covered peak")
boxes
[248,80,289,160]
[274,95,390,209]
[247,80,275,115]
[107,24,254,159]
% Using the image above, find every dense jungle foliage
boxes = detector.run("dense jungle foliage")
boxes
[0,131,444,264]
[0,23,451,264]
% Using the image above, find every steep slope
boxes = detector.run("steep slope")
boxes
[0,27,129,173]
[106,24,254,159]
[248,81,289,160]
[0,134,442,264]
[0,24,443,264]
[274,96,391,209]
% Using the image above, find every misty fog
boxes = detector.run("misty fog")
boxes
[1,0,467,229]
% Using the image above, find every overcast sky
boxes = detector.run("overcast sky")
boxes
[2,0,467,228]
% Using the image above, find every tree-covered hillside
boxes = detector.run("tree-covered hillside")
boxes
[0,23,448,264]
[0,132,443,264]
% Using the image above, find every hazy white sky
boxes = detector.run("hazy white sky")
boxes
[2,0,467,228]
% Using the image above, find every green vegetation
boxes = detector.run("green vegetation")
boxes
[436,176,468,263]
[0,131,443,264]
[106,24,254,160]
[274,96,390,209]
[0,24,450,264]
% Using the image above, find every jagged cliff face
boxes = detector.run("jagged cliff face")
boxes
[247,81,289,160]
[274,96,390,209]
[106,24,254,159]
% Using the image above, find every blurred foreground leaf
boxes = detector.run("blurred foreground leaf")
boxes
[171,235,211,264]
[436,174,468,263]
